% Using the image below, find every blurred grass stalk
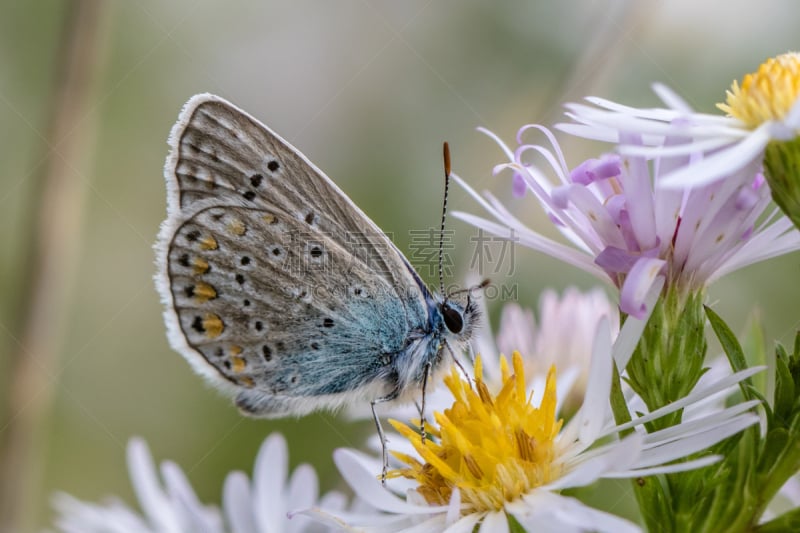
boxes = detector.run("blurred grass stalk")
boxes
[0,0,108,530]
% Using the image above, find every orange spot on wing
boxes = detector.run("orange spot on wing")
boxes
[230,356,247,373]
[193,282,217,302]
[192,257,209,274]
[229,219,247,236]
[202,313,224,338]
[200,236,218,250]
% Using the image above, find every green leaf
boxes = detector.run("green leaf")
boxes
[705,305,754,400]
[773,350,795,423]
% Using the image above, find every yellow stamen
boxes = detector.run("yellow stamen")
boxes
[718,52,800,128]
[389,352,563,514]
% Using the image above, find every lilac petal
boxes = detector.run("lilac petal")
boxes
[612,278,662,370]
[515,143,572,186]
[496,303,536,361]
[570,154,620,184]
[618,257,665,318]
[452,211,604,279]
[517,124,570,174]
[735,185,759,210]
[595,246,639,274]
[512,172,526,197]
[551,184,572,209]
[492,162,515,176]
[478,126,515,161]
[553,183,627,249]
[618,135,658,250]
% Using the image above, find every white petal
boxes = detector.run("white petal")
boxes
[397,515,455,533]
[445,488,461,525]
[549,433,642,490]
[608,455,721,477]
[785,95,800,128]
[478,510,509,533]
[442,513,482,533]
[127,438,180,532]
[643,400,760,447]
[223,471,258,533]
[611,367,764,434]
[652,82,693,113]
[287,464,319,533]
[620,136,733,157]
[253,434,288,531]
[636,414,758,468]
[577,318,613,444]
[333,449,447,515]
[52,493,152,533]
[659,124,771,187]
[160,461,222,531]
[511,490,641,533]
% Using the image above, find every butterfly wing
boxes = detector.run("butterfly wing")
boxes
[156,94,430,416]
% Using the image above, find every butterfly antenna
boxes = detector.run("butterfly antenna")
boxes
[438,142,451,296]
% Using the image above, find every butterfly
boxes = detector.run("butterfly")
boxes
[155,94,480,473]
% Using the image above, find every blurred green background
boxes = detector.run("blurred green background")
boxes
[1,1,799,530]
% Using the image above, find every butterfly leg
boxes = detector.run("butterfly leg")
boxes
[371,389,399,486]
[418,361,433,444]
[444,338,473,388]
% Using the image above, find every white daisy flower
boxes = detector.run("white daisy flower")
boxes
[559,52,800,225]
[302,314,763,532]
[52,433,346,533]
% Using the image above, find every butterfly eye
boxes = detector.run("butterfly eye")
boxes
[442,303,464,334]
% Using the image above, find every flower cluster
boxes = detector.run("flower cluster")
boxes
[53,53,800,532]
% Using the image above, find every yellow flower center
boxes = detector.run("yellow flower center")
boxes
[717,52,800,128]
[388,352,563,514]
